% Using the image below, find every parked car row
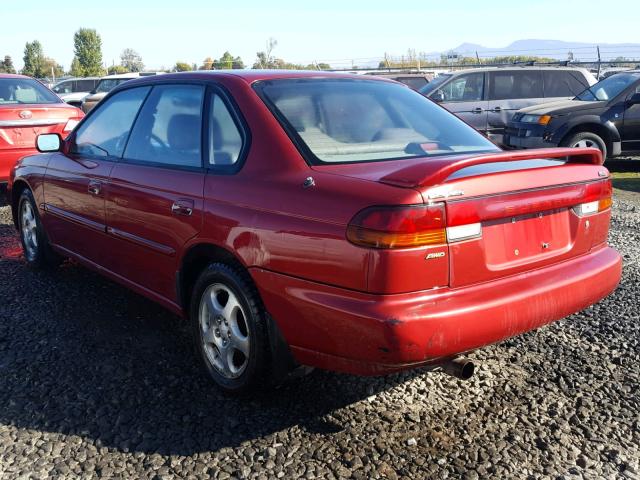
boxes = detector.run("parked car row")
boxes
[7,70,621,394]
[419,66,596,145]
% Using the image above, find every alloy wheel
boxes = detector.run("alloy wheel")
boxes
[20,201,38,261]
[198,283,250,379]
[571,139,598,148]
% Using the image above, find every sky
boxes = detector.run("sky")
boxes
[2,0,639,71]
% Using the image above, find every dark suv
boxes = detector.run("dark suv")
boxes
[505,71,640,158]
[419,67,595,145]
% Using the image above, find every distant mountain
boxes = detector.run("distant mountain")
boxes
[439,39,640,61]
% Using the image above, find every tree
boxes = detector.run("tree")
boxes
[174,62,192,72]
[253,37,278,69]
[42,57,64,78]
[215,51,244,69]
[120,48,144,72]
[73,28,104,76]
[22,40,45,77]
[199,57,215,70]
[0,55,16,74]
[69,57,83,77]
[107,65,129,75]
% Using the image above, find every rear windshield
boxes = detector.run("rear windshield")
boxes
[0,78,61,105]
[256,79,498,164]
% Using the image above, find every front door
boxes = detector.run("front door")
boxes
[104,84,206,302]
[486,70,544,145]
[440,72,488,133]
[622,83,640,151]
[43,86,151,264]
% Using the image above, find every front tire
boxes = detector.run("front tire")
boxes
[17,189,61,269]
[190,262,270,394]
[561,131,607,159]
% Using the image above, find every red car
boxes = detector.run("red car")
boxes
[0,74,83,184]
[8,71,621,393]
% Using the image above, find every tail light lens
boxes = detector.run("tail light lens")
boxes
[573,179,612,216]
[347,204,446,249]
[63,119,80,132]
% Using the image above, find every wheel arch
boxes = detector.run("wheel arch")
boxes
[177,241,248,315]
[178,241,299,382]
[10,179,31,229]
[559,119,620,156]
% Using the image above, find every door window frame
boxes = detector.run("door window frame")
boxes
[67,85,153,163]
[66,79,252,174]
[439,72,486,103]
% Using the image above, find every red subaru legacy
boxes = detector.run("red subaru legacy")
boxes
[0,74,83,185]
[8,71,621,393]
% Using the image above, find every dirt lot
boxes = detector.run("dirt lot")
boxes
[0,161,638,479]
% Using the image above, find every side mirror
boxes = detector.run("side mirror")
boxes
[36,133,62,153]
[627,93,640,105]
[431,90,445,103]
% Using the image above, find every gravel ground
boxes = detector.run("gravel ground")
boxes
[0,187,638,479]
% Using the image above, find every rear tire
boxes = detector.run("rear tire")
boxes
[561,131,607,159]
[17,189,61,269]
[190,262,271,394]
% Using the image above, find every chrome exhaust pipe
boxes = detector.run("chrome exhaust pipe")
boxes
[440,357,475,380]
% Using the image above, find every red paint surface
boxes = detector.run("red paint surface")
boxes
[7,71,622,375]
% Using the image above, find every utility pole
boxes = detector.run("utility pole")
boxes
[475,51,481,65]
[597,46,602,79]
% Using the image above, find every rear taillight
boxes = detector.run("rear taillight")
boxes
[573,179,612,216]
[63,119,80,132]
[347,204,446,249]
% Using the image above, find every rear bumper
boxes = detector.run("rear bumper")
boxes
[252,245,621,375]
[0,149,36,183]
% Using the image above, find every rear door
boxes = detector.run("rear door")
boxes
[104,83,206,301]
[439,72,488,133]
[487,70,543,144]
[43,86,150,263]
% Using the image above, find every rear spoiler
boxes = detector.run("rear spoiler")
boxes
[379,147,604,188]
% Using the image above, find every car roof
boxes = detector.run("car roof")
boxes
[0,73,32,80]
[445,66,591,74]
[116,70,397,87]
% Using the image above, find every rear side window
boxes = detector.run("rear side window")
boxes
[440,73,484,102]
[489,71,543,100]
[124,84,205,168]
[209,93,243,166]
[76,79,97,92]
[543,70,589,97]
[72,86,150,158]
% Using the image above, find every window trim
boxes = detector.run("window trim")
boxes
[118,83,207,173]
[203,84,252,175]
[67,85,152,163]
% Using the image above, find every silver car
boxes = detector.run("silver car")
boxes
[419,66,596,145]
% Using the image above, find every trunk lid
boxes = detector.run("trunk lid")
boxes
[0,104,80,150]
[318,147,612,290]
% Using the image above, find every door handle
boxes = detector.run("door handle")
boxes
[171,199,194,216]
[471,107,483,114]
[491,106,502,113]
[88,181,102,195]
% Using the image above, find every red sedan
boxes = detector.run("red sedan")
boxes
[8,71,621,393]
[0,74,83,184]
